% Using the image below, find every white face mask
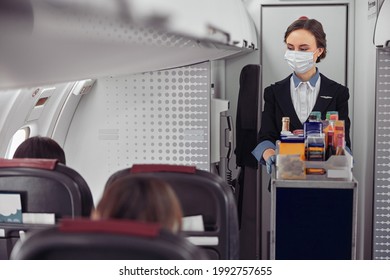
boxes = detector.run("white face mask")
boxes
[284,50,316,74]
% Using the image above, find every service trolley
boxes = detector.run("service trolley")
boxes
[270,152,358,260]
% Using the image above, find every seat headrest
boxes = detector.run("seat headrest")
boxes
[0,158,58,170]
[59,218,161,238]
[130,164,196,174]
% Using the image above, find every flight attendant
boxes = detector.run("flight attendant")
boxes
[252,17,351,173]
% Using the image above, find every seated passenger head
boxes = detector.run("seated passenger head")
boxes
[93,175,183,233]
[13,136,66,164]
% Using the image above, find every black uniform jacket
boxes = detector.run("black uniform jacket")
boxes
[257,73,351,149]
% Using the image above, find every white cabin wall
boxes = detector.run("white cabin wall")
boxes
[0,83,75,157]
[0,90,23,156]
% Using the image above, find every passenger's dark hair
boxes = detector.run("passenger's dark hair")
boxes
[95,175,183,232]
[284,17,327,62]
[13,136,66,164]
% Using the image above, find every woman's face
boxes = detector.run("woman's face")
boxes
[286,29,323,58]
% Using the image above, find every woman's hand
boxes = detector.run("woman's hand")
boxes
[263,149,276,174]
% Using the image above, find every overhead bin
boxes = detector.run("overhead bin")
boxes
[130,0,257,48]
[374,0,390,48]
[0,0,257,89]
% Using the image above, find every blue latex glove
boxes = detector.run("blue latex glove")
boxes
[345,146,352,156]
[266,155,276,174]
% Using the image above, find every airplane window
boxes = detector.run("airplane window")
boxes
[5,127,30,159]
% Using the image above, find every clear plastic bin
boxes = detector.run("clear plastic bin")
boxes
[276,144,353,181]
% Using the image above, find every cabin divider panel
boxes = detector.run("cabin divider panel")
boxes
[373,48,390,260]
[100,62,210,174]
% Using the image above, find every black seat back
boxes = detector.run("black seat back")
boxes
[10,218,208,260]
[105,164,239,259]
[0,158,94,259]
[0,158,93,218]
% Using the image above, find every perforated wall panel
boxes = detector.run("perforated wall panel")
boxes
[65,62,211,201]
[373,48,390,260]
[100,62,210,173]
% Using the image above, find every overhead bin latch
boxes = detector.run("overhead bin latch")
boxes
[373,0,390,48]
[71,79,96,96]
